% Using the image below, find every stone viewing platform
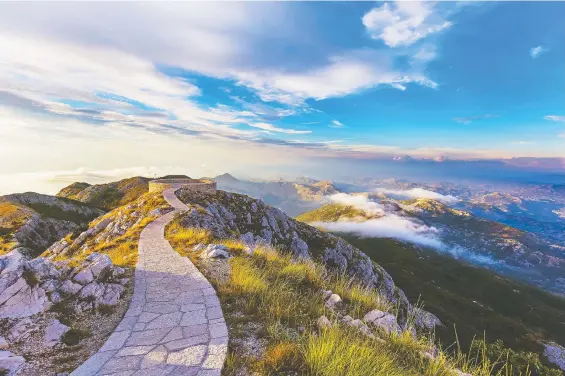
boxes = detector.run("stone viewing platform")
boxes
[149,179,217,195]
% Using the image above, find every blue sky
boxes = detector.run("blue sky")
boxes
[0,2,564,193]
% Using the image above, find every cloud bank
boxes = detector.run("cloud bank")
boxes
[376,188,458,204]
[314,215,443,249]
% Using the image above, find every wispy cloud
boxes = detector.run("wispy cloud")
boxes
[375,188,459,204]
[453,114,497,124]
[544,115,565,123]
[329,120,344,128]
[362,2,452,47]
[530,45,548,59]
[247,122,312,134]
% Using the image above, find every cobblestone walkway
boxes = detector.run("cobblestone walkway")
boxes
[72,188,228,376]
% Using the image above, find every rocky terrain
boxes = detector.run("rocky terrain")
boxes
[0,193,104,258]
[0,189,171,375]
[173,188,424,323]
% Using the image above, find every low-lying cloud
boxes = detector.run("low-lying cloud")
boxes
[313,214,443,249]
[327,193,385,216]
[376,188,458,204]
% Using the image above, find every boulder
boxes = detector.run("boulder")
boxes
[0,350,25,376]
[100,284,124,306]
[59,280,82,296]
[73,268,94,285]
[84,253,113,280]
[44,319,69,347]
[40,279,59,293]
[0,251,25,277]
[200,244,230,259]
[412,308,442,331]
[26,257,60,282]
[316,315,331,329]
[363,309,401,334]
[544,342,565,371]
[78,282,105,301]
[0,282,49,319]
[0,337,8,350]
[324,293,342,309]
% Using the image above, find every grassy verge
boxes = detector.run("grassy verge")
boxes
[166,218,550,375]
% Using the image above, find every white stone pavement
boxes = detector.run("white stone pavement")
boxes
[72,188,228,376]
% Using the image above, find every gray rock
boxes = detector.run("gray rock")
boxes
[85,253,113,279]
[9,318,39,341]
[324,293,342,309]
[290,233,309,259]
[0,251,25,276]
[100,284,124,306]
[316,315,331,329]
[0,337,8,350]
[40,279,60,293]
[73,268,94,285]
[44,319,69,347]
[412,308,442,330]
[544,342,565,371]
[363,309,401,334]
[26,257,60,281]
[0,350,26,375]
[78,282,105,301]
[200,244,230,259]
[59,280,82,295]
[0,281,50,319]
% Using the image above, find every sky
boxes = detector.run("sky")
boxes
[0,1,564,194]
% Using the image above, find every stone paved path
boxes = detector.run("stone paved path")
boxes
[72,188,228,376]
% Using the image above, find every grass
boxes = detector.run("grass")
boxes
[165,216,545,376]
[296,202,370,223]
[341,235,565,375]
[61,328,91,346]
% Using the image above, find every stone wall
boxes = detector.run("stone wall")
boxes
[148,179,217,195]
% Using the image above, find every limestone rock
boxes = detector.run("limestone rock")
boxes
[44,319,69,347]
[100,284,124,306]
[0,282,49,319]
[200,244,230,259]
[59,280,82,295]
[412,307,442,330]
[0,337,8,350]
[26,257,60,282]
[0,350,26,376]
[316,315,331,329]
[544,342,565,371]
[73,268,94,285]
[9,318,39,341]
[364,309,401,334]
[324,293,342,309]
[85,253,113,279]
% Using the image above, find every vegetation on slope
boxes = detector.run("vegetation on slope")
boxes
[341,235,565,375]
[166,217,554,375]
[56,176,151,210]
[296,203,370,223]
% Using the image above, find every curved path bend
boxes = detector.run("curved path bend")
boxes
[72,188,228,376]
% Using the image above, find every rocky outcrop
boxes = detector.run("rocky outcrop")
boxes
[0,350,25,375]
[0,193,104,258]
[0,251,127,319]
[544,342,565,371]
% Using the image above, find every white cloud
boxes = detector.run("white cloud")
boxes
[247,122,312,134]
[330,120,344,128]
[314,215,443,248]
[362,2,452,47]
[544,115,565,123]
[327,193,385,216]
[375,188,458,204]
[237,51,438,104]
[530,45,548,59]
